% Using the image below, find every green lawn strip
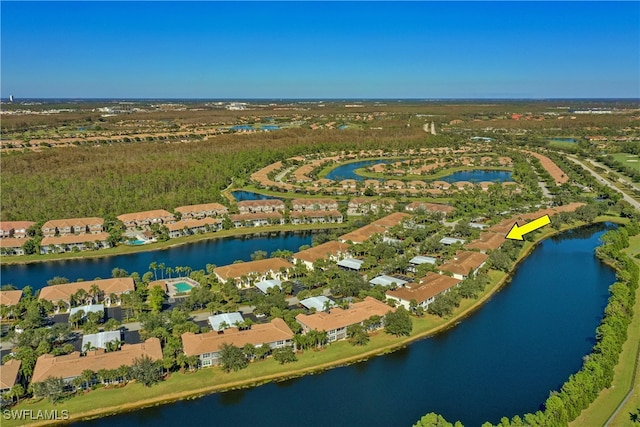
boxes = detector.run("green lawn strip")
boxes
[612,153,640,173]
[0,223,348,267]
[549,141,579,152]
[353,165,511,182]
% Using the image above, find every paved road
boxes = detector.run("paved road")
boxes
[566,156,640,211]
[585,157,640,193]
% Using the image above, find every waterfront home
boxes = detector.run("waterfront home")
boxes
[117,209,175,230]
[291,198,339,211]
[295,296,394,343]
[408,255,437,273]
[405,202,455,216]
[31,338,162,387]
[431,181,451,190]
[346,197,396,215]
[41,217,104,237]
[439,251,488,280]
[229,212,285,228]
[38,277,135,311]
[208,312,244,332]
[0,290,23,307]
[385,272,461,310]
[181,318,294,367]
[289,210,343,225]
[166,217,222,238]
[0,238,27,256]
[174,202,229,219]
[0,221,35,239]
[466,232,505,253]
[369,275,409,288]
[237,200,285,215]
[213,258,293,288]
[292,240,351,270]
[0,359,22,394]
[39,232,111,254]
[81,330,123,351]
[299,296,337,312]
[339,224,387,244]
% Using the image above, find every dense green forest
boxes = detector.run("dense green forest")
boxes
[1,128,442,222]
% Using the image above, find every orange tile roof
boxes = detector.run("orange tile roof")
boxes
[213,258,293,281]
[296,296,394,332]
[439,251,488,277]
[0,359,21,390]
[181,318,294,356]
[339,224,387,243]
[174,203,228,214]
[237,200,285,209]
[0,290,23,306]
[405,202,455,214]
[0,221,35,232]
[229,212,284,221]
[38,278,135,303]
[293,241,351,264]
[42,217,103,230]
[289,210,343,219]
[117,209,174,223]
[0,238,26,249]
[165,217,221,232]
[31,338,162,383]
[386,272,461,304]
[466,232,505,252]
[41,232,110,246]
[370,212,412,228]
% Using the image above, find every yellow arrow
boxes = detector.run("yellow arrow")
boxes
[506,214,551,240]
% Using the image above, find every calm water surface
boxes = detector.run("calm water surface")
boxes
[1,232,313,290]
[231,190,280,201]
[78,223,615,427]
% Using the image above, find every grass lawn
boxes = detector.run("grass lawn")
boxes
[569,234,640,427]
[612,153,640,173]
[548,140,579,152]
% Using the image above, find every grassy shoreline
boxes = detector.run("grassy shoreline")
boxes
[4,218,613,426]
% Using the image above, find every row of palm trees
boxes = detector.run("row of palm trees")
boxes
[148,262,193,281]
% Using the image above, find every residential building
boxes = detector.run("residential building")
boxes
[181,318,294,367]
[0,359,22,394]
[439,237,466,246]
[346,197,396,215]
[370,212,412,228]
[289,210,343,225]
[292,240,351,270]
[291,198,339,211]
[338,224,386,244]
[0,238,27,256]
[166,218,222,238]
[336,258,364,271]
[229,212,285,228]
[31,338,162,385]
[117,209,175,230]
[439,251,488,280]
[237,200,285,214]
[386,272,461,310]
[405,202,455,216]
[0,221,35,239]
[0,290,23,307]
[213,258,293,287]
[41,217,104,237]
[38,277,135,311]
[40,232,111,254]
[295,296,394,343]
[466,232,505,253]
[369,275,409,288]
[174,203,229,219]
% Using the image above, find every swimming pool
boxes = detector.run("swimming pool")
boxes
[173,282,193,293]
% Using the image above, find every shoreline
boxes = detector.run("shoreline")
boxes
[0,223,346,267]
[13,219,614,426]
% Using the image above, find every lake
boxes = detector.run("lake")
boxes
[231,191,280,201]
[78,223,615,427]
[0,232,313,291]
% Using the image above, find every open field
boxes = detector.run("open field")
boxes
[612,153,640,173]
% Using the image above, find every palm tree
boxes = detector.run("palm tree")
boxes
[158,263,166,279]
[89,284,101,303]
[149,262,158,281]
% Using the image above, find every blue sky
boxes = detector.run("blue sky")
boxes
[1,1,638,99]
